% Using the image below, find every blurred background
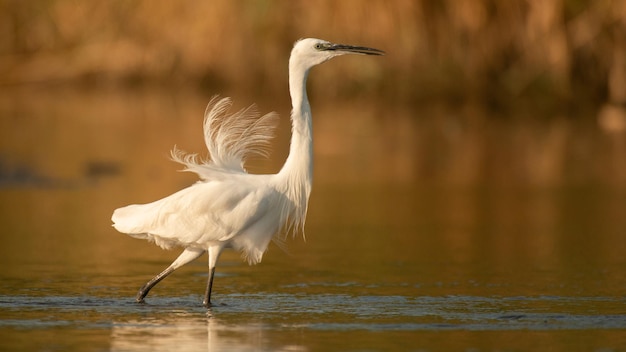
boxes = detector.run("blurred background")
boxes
[1,0,625,106]
[0,3,625,349]
[1,0,625,188]
[0,0,625,271]
[1,0,625,267]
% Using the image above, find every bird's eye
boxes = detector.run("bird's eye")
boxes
[314,43,327,50]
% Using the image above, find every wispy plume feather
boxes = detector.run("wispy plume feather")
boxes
[171,96,279,180]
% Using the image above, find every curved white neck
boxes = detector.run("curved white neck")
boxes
[279,61,313,181]
[276,58,313,231]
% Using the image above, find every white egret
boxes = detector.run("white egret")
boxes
[111,38,384,306]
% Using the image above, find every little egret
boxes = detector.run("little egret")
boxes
[111,38,384,306]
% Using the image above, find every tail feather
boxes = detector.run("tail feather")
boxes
[111,203,180,250]
[171,96,279,180]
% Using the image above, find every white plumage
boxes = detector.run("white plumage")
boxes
[111,38,384,306]
[113,98,289,264]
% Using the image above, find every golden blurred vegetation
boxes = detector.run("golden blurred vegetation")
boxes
[1,0,625,113]
[1,0,625,188]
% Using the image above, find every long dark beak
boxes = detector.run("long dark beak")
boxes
[329,43,385,56]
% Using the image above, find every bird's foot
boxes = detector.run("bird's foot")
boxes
[203,300,228,308]
[135,292,147,304]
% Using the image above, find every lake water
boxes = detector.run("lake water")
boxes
[0,87,625,351]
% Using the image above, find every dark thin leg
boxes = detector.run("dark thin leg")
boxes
[134,248,205,304]
[136,266,175,303]
[203,266,216,307]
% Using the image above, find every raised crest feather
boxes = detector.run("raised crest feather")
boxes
[171,96,279,179]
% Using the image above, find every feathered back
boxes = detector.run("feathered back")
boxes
[172,97,279,180]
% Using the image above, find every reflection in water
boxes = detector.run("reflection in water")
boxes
[110,310,305,352]
[1,88,626,351]
[111,313,207,352]
[103,292,626,351]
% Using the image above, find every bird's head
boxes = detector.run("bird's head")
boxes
[290,38,384,70]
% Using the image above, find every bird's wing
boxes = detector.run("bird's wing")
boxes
[171,97,279,180]
[111,177,288,251]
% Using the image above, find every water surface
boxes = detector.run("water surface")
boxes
[1,88,625,351]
